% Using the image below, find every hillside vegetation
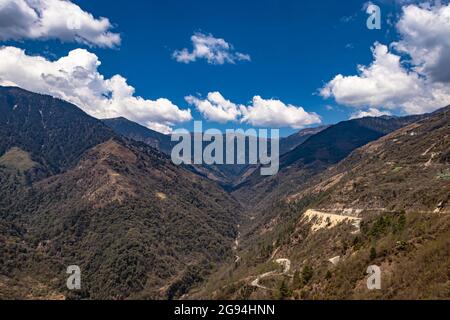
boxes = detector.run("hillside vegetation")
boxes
[0,87,241,299]
[191,107,450,300]
[1,86,448,300]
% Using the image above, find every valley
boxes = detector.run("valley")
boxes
[1,0,450,305]
[0,86,449,300]
[188,106,450,300]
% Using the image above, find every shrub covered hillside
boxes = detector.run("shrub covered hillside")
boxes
[191,106,450,300]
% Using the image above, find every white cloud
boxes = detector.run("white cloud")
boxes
[321,43,450,114]
[186,92,321,129]
[321,3,450,115]
[146,122,175,135]
[320,43,424,109]
[395,3,450,83]
[173,32,250,65]
[350,108,391,119]
[241,96,322,129]
[0,0,120,47]
[0,46,192,134]
[185,92,243,123]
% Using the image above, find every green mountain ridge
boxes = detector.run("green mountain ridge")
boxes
[102,117,173,154]
[0,87,242,299]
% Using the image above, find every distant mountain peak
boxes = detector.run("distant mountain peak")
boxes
[102,117,173,154]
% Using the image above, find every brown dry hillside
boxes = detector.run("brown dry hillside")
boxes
[192,106,450,300]
[299,106,450,213]
[232,114,426,248]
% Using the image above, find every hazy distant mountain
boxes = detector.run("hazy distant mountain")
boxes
[103,116,328,186]
[0,87,241,299]
[279,125,330,155]
[103,117,173,154]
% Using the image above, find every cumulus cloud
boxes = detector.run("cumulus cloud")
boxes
[350,108,391,119]
[395,3,450,83]
[321,3,450,115]
[186,92,321,129]
[241,96,322,129]
[185,92,243,123]
[321,43,423,109]
[0,0,120,47]
[173,32,251,65]
[0,46,192,134]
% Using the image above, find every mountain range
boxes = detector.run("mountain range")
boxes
[102,116,329,187]
[0,86,448,300]
[0,87,240,299]
[191,106,450,300]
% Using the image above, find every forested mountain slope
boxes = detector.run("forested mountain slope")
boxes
[0,87,241,299]
[103,117,173,154]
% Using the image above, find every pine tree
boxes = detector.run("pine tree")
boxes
[293,270,302,289]
[278,280,291,300]
[370,247,377,261]
[302,265,314,284]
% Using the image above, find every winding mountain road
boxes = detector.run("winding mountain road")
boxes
[250,258,291,290]
[233,225,241,263]
[249,209,363,291]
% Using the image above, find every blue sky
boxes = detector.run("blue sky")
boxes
[78,0,397,134]
[1,0,449,136]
